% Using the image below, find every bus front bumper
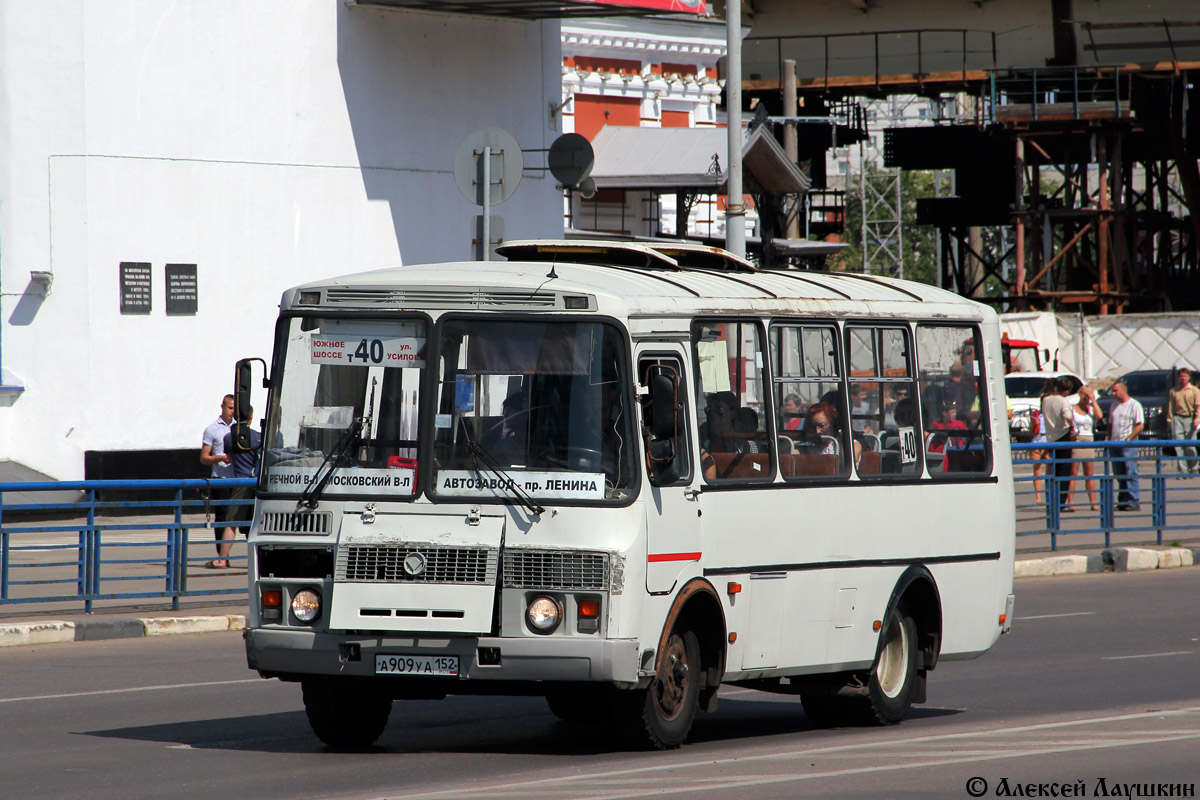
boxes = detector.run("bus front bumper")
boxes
[244,627,641,684]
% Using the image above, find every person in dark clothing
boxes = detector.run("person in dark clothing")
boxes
[208,406,261,568]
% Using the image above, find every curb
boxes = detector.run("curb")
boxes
[0,614,246,648]
[1015,546,1199,578]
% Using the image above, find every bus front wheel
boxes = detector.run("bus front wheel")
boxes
[864,603,918,725]
[627,628,702,749]
[545,685,604,723]
[301,678,393,749]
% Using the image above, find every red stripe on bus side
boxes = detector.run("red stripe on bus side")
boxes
[647,552,702,563]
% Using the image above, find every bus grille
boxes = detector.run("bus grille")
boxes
[258,511,333,535]
[323,288,557,310]
[336,545,498,584]
[502,550,619,593]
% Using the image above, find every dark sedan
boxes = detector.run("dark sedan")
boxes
[1095,368,1195,439]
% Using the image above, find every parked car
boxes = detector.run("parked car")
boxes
[1005,371,1084,442]
[1095,368,1195,439]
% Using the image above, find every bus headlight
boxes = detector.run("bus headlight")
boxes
[526,595,562,634]
[291,588,322,624]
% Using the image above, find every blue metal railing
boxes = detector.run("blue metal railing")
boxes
[2,451,1196,611]
[0,479,254,612]
[1012,440,1200,551]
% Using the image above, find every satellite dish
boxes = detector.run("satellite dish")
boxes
[578,176,597,199]
[548,133,595,188]
[453,128,523,206]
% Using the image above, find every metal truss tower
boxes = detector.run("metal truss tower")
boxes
[860,164,903,279]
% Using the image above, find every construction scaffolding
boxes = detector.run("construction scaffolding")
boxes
[744,18,1200,313]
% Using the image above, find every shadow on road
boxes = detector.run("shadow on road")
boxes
[80,693,964,756]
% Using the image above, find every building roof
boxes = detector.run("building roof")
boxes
[589,125,811,194]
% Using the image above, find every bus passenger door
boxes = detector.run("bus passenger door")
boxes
[638,348,702,595]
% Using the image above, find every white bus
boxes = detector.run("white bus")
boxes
[240,240,1015,750]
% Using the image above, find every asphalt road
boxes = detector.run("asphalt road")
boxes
[2,569,1198,800]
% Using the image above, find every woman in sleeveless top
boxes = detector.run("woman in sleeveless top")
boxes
[1069,386,1103,511]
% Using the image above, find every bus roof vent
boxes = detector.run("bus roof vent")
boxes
[323,287,557,310]
[497,239,758,273]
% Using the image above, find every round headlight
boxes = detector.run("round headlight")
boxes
[526,595,562,633]
[291,589,322,623]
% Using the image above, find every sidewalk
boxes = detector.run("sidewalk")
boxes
[2,541,1199,649]
[0,561,250,647]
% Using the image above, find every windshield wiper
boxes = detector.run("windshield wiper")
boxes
[458,420,544,516]
[298,378,377,509]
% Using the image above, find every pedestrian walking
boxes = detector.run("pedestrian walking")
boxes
[200,394,236,567]
[1108,381,1145,511]
[1165,367,1200,473]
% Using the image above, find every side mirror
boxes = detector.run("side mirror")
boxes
[235,360,254,424]
[649,371,679,440]
[233,357,268,452]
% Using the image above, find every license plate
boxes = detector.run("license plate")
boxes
[375,654,459,676]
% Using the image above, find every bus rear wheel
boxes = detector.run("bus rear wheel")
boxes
[624,629,701,749]
[862,603,918,725]
[301,678,393,749]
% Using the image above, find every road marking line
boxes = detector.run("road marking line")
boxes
[1102,651,1192,661]
[1018,611,1096,620]
[368,705,1200,800]
[0,678,259,704]
[536,733,1200,800]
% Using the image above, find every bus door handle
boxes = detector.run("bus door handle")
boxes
[683,488,701,500]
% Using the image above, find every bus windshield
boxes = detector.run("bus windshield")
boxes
[432,318,636,504]
[261,316,425,499]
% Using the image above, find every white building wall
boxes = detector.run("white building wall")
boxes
[0,1,562,479]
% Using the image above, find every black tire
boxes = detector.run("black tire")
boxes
[302,678,392,749]
[800,693,844,728]
[861,603,918,725]
[623,629,702,750]
[545,685,602,724]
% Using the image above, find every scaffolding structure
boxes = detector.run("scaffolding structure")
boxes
[745,18,1200,313]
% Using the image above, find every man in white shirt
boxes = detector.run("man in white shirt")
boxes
[200,394,235,567]
[1041,377,1076,510]
[1108,381,1145,511]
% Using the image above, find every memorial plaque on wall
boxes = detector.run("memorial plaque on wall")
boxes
[119,262,152,314]
[165,263,198,315]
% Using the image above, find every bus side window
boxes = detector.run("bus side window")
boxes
[916,324,992,476]
[770,323,849,480]
[848,325,922,478]
[692,320,772,483]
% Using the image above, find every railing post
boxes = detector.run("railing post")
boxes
[1031,70,1038,122]
[85,489,96,614]
[874,33,880,89]
[169,487,182,609]
[1047,444,1060,551]
[917,30,923,81]
[961,29,967,84]
[823,35,829,90]
[989,71,997,124]
[1100,444,1114,548]
[1072,67,1079,119]
[1153,447,1166,544]
[0,494,7,604]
